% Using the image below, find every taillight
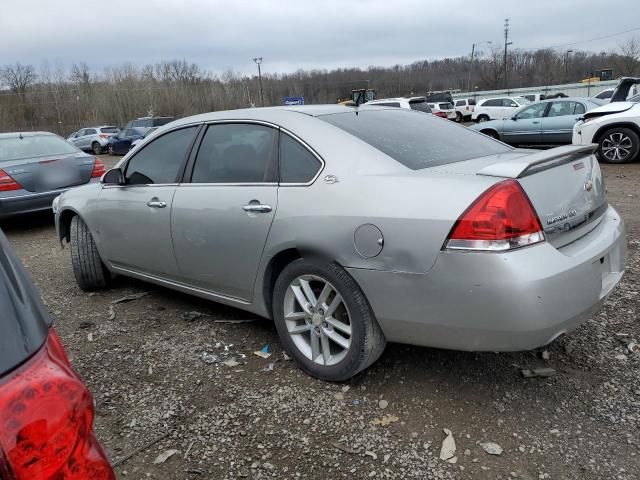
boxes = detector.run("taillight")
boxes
[0,329,115,480]
[98,134,110,139]
[0,169,21,192]
[91,158,106,178]
[445,179,545,252]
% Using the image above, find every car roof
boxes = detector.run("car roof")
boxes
[0,131,56,139]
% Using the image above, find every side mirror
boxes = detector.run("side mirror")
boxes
[102,168,124,185]
[511,116,518,121]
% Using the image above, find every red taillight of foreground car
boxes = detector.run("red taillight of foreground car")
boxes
[91,158,106,178]
[0,169,22,192]
[0,329,115,480]
[445,179,545,251]
[434,112,448,119]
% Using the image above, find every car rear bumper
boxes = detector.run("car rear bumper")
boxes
[347,205,626,352]
[0,181,98,219]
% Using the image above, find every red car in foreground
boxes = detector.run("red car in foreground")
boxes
[0,229,114,479]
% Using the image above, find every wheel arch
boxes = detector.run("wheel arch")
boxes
[260,246,347,319]
[479,128,500,139]
[593,122,640,144]
[57,207,81,244]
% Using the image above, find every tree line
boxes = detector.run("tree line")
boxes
[1,39,638,135]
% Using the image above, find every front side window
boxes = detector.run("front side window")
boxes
[516,103,547,119]
[191,123,277,183]
[125,126,197,185]
[280,133,322,184]
[85,129,97,135]
[319,109,511,170]
[503,99,518,107]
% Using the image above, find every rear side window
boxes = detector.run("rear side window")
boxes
[125,126,197,185]
[101,127,119,133]
[373,102,401,107]
[439,103,453,109]
[319,110,511,170]
[85,129,97,135]
[483,99,501,107]
[191,123,278,183]
[279,134,322,184]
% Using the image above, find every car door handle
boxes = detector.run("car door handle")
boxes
[147,199,167,208]
[532,121,540,124]
[242,204,272,213]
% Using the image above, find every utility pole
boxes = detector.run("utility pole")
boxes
[503,18,513,90]
[467,41,492,92]
[253,57,264,107]
[563,49,574,83]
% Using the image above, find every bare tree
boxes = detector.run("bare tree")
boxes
[1,63,36,93]
[617,37,640,76]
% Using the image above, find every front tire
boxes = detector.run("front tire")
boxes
[272,259,386,381]
[70,216,110,291]
[597,127,639,164]
[92,142,103,155]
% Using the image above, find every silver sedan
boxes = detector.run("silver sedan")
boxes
[54,106,626,381]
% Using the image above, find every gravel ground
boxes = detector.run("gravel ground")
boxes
[2,157,639,480]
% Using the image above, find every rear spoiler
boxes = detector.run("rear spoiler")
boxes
[477,144,598,179]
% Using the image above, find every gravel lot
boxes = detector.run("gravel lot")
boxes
[2,155,639,480]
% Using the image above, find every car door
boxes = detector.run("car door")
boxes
[500,102,548,145]
[171,122,279,301]
[499,98,517,119]
[540,101,586,144]
[96,125,199,278]
[70,129,85,148]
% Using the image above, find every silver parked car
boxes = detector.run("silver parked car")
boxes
[54,106,626,381]
[470,98,603,145]
[0,132,105,219]
[68,126,119,155]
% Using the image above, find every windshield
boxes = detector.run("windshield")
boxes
[0,135,79,162]
[409,100,431,113]
[629,93,640,103]
[319,109,511,170]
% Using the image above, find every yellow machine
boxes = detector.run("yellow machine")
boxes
[338,88,376,106]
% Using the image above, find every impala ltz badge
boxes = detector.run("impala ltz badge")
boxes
[546,210,578,226]
[584,179,593,191]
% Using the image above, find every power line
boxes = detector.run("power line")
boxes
[519,26,640,52]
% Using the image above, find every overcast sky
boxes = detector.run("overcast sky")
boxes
[1,0,638,76]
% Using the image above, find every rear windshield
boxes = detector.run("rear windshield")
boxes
[153,117,175,126]
[319,110,511,170]
[409,100,432,113]
[439,103,454,109]
[101,127,119,133]
[0,135,79,162]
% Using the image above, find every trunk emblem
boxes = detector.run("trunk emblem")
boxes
[584,179,593,191]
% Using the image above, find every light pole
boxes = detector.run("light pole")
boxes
[563,49,574,83]
[467,41,492,92]
[253,57,264,107]
[503,18,513,90]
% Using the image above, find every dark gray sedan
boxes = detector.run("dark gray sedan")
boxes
[0,132,104,219]
[470,97,603,145]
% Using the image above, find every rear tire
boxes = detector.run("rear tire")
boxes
[70,216,110,291]
[477,114,490,123]
[455,112,463,123]
[272,259,386,381]
[597,127,639,164]
[92,142,103,155]
[481,129,500,140]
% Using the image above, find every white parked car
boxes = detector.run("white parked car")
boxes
[593,86,639,102]
[574,77,640,163]
[364,96,432,113]
[472,96,531,122]
[427,102,456,120]
[453,98,476,122]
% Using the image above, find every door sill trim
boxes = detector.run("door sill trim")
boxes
[110,264,251,306]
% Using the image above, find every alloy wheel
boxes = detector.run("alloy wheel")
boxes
[601,133,633,162]
[283,274,352,366]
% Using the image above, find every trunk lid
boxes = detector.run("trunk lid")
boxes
[0,229,51,377]
[475,144,607,248]
[2,152,95,193]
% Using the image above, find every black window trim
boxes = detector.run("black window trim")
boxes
[181,120,282,187]
[106,123,203,189]
[278,128,325,187]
